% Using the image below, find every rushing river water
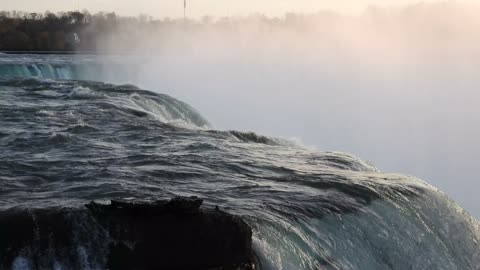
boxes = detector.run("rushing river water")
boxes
[0,54,479,270]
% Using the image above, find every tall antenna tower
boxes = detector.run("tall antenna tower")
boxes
[184,0,187,20]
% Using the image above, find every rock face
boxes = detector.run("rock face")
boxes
[86,197,256,270]
[0,197,256,270]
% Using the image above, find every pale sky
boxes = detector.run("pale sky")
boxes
[1,0,447,18]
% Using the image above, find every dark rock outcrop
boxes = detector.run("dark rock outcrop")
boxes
[0,197,256,270]
[86,196,255,270]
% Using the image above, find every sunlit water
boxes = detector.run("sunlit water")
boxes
[0,54,479,269]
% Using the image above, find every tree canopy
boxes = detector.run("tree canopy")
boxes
[0,10,124,51]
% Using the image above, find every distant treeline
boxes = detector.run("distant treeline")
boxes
[1,2,477,52]
[0,10,316,52]
[0,10,159,51]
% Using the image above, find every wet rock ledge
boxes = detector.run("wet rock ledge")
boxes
[86,197,256,270]
[0,197,256,270]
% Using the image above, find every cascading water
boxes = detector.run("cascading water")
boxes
[0,54,479,270]
[0,54,140,82]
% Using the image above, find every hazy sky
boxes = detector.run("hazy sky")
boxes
[2,0,447,18]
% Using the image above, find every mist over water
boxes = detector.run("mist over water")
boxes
[92,2,480,217]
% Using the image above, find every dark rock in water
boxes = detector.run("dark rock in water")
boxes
[86,196,255,270]
[165,195,204,212]
[0,208,101,269]
[0,197,256,270]
[97,196,204,215]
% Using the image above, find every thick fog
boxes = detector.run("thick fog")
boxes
[96,2,480,217]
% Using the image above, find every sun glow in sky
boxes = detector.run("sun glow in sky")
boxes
[2,0,450,18]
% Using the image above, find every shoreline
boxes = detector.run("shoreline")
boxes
[0,51,132,55]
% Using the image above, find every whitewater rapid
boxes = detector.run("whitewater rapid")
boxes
[0,55,479,270]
